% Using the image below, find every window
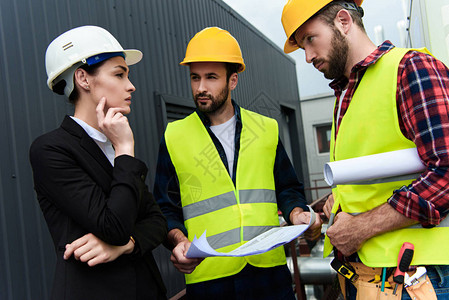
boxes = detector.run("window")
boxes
[165,103,195,123]
[154,93,196,139]
[315,124,332,153]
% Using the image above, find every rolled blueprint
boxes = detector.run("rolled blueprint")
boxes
[324,148,426,186]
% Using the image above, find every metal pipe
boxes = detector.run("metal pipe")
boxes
[286,256,336,285]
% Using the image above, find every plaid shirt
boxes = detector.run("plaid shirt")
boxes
[330,41,449,227]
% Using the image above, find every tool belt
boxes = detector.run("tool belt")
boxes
[331,259,400,299]
[331,259,437,300]
[334,260,401,299]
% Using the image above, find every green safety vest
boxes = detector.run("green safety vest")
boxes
[165,108,286,284]
[324,47,449,267]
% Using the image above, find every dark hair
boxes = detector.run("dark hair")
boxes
[68,60,107,104]
[315,1,365,32]
[225,63,241,82]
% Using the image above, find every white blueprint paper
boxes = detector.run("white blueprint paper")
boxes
[323,148,426,186]
[186,208,315,258]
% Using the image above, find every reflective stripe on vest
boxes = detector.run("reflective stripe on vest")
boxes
[183,189,276,220]
[324,47,449,267]
[165,108,286,284]
[182,189,276,249]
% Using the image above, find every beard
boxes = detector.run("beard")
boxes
[193,84,230,114]
[316,27,349,80]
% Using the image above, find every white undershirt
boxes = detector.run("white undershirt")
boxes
[210,115,236,174]
[70,116,115,166]
[336,88,348,127]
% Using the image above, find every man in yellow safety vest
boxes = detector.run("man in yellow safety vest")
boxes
[281,0,449,299]
[153,26,322,299]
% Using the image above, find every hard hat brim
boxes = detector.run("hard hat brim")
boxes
[284,39,300,54]
[179,56,245,73]
[123,49,143,66]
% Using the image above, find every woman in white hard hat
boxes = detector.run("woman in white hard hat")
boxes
[29,25,167,300]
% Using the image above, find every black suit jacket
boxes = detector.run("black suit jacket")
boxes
[30,116,167,300]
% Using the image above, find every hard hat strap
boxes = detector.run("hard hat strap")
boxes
[84,52,125,66]
[329,1,364,17]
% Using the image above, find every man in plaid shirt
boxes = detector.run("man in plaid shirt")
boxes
[282,0,449,299]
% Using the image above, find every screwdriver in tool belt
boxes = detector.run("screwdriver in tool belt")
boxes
[393,242,414,295]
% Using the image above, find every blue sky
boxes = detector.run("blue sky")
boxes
[222,0,408,98]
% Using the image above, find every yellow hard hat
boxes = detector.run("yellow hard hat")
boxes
[282,0,363,53]
[180,27,246,72]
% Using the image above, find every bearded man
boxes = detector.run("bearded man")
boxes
[281,1,449,299]
[153,27,322,300]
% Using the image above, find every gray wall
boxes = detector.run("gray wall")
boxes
[0,0,309,299]
[300,93,335,200]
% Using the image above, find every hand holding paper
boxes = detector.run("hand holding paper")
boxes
[186,207,316,258]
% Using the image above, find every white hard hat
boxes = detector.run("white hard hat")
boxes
[45,25,143,97]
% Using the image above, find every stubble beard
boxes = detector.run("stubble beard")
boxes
[194,84,230,114]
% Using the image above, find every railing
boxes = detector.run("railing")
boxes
[306,172,332,199]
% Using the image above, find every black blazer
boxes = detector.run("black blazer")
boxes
[30,116,167,300]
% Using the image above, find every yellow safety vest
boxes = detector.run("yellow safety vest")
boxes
[165,108,286,284]
[324,47,449,267]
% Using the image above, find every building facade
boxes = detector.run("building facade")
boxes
[408,0,449,66]
[300,93,334,200]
